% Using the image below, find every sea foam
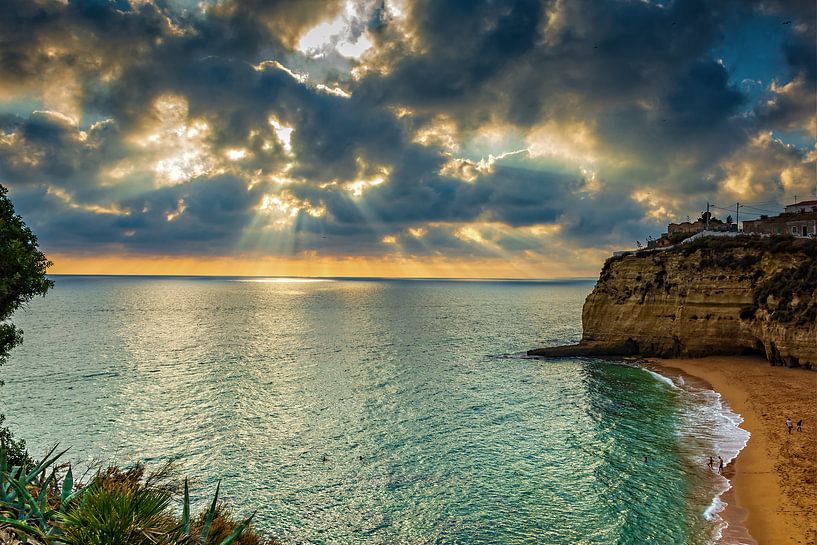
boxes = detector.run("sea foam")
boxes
[646,367,751,545]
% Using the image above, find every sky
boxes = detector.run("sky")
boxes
[0,0,814,278]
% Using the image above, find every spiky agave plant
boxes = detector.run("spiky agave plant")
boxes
[0,444,85,542]
[1,445,256,545]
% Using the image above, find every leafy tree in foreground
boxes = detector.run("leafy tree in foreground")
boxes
[0,184,52,366]
[0,183,53,467]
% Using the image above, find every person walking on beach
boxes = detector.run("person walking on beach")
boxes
[717,456,724,475]
[796,419,802,432]
[786,417,793,434]
[707,456,714,470]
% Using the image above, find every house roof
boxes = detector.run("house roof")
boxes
[744,211,817,223]
[788,200,817,207]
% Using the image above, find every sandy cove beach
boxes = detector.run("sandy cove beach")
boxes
[649,356,816,545]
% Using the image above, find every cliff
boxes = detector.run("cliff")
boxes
[529,236,817,367]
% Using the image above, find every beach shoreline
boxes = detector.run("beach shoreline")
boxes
[648,356,816,545]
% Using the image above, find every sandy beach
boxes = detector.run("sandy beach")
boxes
[649,356,816,545]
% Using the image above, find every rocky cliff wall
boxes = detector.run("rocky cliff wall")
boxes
[530,236,817,367]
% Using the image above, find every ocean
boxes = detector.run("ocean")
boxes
[0,276,749,544]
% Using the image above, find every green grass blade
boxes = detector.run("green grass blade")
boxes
[24,445,68,484]
[199,480,220,544]
[182,478,191,535]
[22,444,58,482]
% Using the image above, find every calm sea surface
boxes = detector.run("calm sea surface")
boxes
[1,276,746,544]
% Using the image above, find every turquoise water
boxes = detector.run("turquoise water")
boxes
[1,276,745,544]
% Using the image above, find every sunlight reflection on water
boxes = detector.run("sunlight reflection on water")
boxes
[2,277,722,545]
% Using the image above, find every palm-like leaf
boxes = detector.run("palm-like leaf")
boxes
[56,485,176,545]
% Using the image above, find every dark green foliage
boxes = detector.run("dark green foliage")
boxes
[0,444,79,542]
[668,232,694,244]
[695,248,762,271]
[677,234,817,258]
[598,255,625,281]
[57,478,177,545]
[734,254,762,269]
[754,260,817,324]
[1,449,269,544]
[0,184,53,473]
[654,268,667,288]
[0,184,53,367]
[0,415,33,469]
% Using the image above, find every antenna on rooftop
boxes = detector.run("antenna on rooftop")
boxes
[736,202,740,232]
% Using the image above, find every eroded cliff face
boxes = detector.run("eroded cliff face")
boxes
[575,237,817,366]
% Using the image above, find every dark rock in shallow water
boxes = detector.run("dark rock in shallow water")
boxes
[527,340,640,358]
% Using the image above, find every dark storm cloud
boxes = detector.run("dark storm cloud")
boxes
[359,0,724,120]
[0,111,132,204]
[11,174,267,254]
[357,0,759,181]
[357,0,813,208]
[291,163,642,246]
[0,0,814,262]
[753,20,816,133]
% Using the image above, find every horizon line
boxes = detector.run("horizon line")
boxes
[47,272,598,282]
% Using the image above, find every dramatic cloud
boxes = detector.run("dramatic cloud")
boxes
[0,0,814,276]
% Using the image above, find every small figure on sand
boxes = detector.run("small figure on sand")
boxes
[786,417,793,434]
[717,456,724,475]
[322,454,327,463]
[796,419,802,432]
[707,456,714,470]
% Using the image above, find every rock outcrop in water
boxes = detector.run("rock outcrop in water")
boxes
[529,236,817,367]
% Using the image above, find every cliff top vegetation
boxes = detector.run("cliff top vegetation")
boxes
[598,233,817,329]
[601,235,817,277]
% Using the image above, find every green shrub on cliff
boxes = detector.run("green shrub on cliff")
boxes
[0,414,32,469]
[754,260,817,324]
[678,233,817,258]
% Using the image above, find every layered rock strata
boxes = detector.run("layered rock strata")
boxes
[529,236,817,367]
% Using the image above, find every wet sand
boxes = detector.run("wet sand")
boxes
[650,356,816,545]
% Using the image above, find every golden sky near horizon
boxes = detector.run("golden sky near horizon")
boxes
[46,251,607,279]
